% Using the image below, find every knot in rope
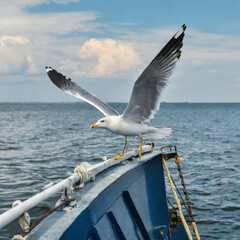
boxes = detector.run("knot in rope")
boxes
[12,200,31,233]
[12,235,28,240]
[55,183,75,208]
[74,162,92,188]
[65,184,74,198]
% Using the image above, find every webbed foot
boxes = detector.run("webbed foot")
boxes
[114,154,124,160]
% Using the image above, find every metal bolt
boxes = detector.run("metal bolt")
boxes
[159,231,164,237]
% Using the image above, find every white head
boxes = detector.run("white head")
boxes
[90,117,110,129]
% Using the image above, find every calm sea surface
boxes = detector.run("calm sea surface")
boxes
[0,103,239,239]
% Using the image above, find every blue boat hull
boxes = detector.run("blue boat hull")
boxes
[29,152,188,240]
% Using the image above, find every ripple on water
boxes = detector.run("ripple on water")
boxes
[0,103,240,240]
[221,206,240,212]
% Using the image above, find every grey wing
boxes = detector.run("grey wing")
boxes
[122,25,186,123]
[46,67,119,117]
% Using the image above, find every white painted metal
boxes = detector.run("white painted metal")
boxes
[0,145,152,229]
[0,174,81,229]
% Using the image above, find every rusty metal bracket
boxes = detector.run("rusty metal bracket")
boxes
[160,145,179,160]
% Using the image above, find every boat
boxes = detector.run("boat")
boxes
[0,144,200,240]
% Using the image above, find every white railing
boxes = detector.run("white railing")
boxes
[0,145,153,229]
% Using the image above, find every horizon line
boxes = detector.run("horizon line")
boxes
[0,101,240,104]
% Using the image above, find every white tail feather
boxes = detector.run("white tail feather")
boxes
[145,127,172,139]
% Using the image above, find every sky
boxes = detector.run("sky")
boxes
[0,0,240,103]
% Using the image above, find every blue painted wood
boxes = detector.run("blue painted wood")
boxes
[122,191,151,240]
[28,152,189,240]
[89,227,101,240]
[170,224,189,240]
[107,211,127,240]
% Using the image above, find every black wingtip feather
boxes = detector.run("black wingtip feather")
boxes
[150,25,186,64]
[45,67,71,90]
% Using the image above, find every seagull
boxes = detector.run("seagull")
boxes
[46,25,186,159]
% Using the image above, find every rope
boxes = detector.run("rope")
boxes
[192,222,200,240]
[55,162,91,209]
[73,161,92,188]
[12,200,30,233]
[74,162,90,181]
[55,184,75,208]
[12,235,28,240]
[162,155,193,240]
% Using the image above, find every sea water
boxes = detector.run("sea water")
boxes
[0,102,239,239]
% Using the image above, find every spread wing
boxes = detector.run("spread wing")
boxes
[46,67,119,117]
[122,25,186,123]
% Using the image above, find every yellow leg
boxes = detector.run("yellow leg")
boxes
[139,137,143,159]
[114,137,127,160]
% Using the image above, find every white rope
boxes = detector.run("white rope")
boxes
[12,234,28,240]
[65,184,74,198]
[55,183,76,209]
[74,162,92,188]
[12,201,30,233]
[74,162,91,180]
[55,162,92,209]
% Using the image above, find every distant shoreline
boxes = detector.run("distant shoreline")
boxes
[0,102,240,104]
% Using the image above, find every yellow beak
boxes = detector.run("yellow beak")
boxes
[90,124,99,129]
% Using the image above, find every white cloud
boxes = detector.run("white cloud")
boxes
[0,35,30,46]
[0,1,99,75]
[0,0,80,11]
[0,35,31,74]
[0,12,99,36]
[26,56,38,74]
[0,0,240,103]
[78,38,140,78]
[116,26,240,102]
[0,46,28,74]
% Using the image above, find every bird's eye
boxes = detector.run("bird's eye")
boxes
[100,120,105,123]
